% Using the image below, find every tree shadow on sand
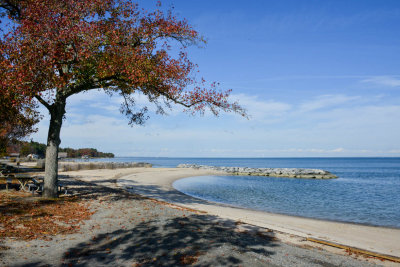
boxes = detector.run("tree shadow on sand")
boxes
[4,176,279,267]
[58,176,144,202]
[118,178,216,206]
[60,176,219,207]
[5,177,378,267]
[61,214,278,266]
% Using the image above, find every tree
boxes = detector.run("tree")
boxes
[1,0,245,198]
[0,1,38,154]
[0,90,39,156]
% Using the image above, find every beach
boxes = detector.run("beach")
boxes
[1,166,398,266]
[113,167,400,258]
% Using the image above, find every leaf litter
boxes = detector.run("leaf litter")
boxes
[0,191,94,241]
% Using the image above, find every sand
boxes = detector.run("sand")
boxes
[1,166,383,267]
[2,165,398,266]
[96,167,400,259]
[61,168,400,257]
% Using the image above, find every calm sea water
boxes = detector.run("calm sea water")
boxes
[87,157,400,228]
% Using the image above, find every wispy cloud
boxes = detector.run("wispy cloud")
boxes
[30,91,400,157]
[299,94,360,112]
[230,93,291,122]
[258,148,346,154]
[361,76,400,87]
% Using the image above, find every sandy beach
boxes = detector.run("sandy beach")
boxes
[1,166,399,266]
[110,167,400,259]
[64,167,400,262]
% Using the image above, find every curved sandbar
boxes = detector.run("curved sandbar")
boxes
[177,164,338,179]
[111,167,399,259]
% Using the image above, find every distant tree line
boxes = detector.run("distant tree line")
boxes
[19,141,46,157]
[58,147,114,158]
[17,141,114,158]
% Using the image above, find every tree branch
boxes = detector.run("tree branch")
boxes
[34,94,51,111]
[61,75,120,99]
[144,84,201,108]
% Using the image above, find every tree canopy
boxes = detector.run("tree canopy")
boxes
[0,0,245,197]
[1,0,244,120]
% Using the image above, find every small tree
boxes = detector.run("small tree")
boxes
[1,0,245,198]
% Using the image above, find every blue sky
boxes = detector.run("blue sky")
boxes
[31,0,400,157]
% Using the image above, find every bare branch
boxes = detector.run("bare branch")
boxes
[144,84,201,108]
[120,91,149,125]
[34,94,51,111]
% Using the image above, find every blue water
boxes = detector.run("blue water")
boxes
[87,157,400,228]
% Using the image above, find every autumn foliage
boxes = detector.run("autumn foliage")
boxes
[0,0,245,197]
[1,0,243,119]
[0,90,39,155]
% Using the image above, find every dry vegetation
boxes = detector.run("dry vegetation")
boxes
[0,190,93,240]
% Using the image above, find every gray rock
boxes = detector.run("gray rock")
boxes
[177,164,338,179]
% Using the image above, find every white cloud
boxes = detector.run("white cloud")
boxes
[230,93,291,122]
[67,89,110,106]
[299,94,360,112]
[362,76,400,87]
[246,148,346,154]
[30,90,400,157]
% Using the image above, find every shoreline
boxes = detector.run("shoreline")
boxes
[2,166,385,267]
[172,185,400,231]
[100,167,400,259]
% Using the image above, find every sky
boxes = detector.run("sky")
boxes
[31,0,400,157]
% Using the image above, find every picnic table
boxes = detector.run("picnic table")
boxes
[14,173,43,192]
[1,163,68,195]
[0,173,43,192]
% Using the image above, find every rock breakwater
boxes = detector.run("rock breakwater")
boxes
[177,164,337,179]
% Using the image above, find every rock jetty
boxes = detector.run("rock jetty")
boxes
[177,164,337,179]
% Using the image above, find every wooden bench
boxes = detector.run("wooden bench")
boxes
[0,165,18,190]
[0,173,13,190]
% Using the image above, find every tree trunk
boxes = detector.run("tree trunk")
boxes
[43,99,66,198]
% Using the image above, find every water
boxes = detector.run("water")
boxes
[87,157,400,228]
